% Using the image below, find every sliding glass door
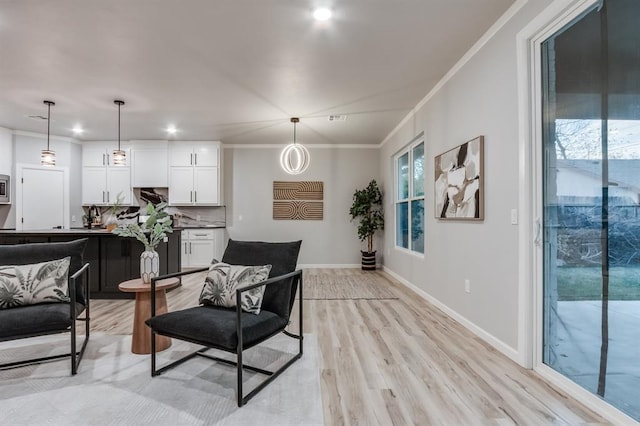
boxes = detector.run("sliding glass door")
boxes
[541,0,640,420]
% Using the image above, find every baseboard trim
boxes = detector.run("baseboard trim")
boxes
[382,266,521,365]
[299,264,361,269]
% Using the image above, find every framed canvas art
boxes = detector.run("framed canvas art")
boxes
[434,136,484,220]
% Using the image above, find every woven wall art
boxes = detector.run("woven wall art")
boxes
[273,181,324,220]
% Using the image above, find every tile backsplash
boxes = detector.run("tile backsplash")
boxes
[83,187,226,228]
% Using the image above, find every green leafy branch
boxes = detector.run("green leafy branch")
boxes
[112,202,173,251]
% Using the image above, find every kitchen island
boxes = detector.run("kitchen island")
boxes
[0,229,181,299]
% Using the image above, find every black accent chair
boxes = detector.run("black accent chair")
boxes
[146,239,303,406]
[0,239,91,375]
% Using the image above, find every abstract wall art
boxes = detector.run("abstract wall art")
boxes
[273,181,324,220]
[434,136,484,220]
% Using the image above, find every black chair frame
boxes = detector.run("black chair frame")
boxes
[0,262,91,375]
[149,267,303,407]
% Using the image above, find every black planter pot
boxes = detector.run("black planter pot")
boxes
[361,251,376,271]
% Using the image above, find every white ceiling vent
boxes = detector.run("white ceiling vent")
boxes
[25,114,49,121]
[328,114,348,122]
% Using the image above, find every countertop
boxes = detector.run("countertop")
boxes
[0,226,226,235]
[0,228,117,235]
[174,226,225,230]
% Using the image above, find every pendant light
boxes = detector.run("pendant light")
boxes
[112,100,126,166]
[280,117,310,175]
[41,100,56,166]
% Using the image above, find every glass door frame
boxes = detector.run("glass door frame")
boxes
[518,0,636,423]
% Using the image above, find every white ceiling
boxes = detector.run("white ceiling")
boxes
[0,0,515,145]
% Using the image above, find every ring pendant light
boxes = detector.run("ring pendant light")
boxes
[112,100,126,166]
[280,117,310,175]
[41,100,56,166]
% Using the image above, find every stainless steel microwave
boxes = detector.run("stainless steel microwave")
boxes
[0,174,9,203]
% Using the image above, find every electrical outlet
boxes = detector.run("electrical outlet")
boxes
[465,279,471,293]
[71,215,76,222]
[510,208,518,225]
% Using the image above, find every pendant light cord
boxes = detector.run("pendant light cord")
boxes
[43,100,55,150]
[117,101,121,150]
[114,100,125,151]
[291,117,299,145]
[47,102,51,150]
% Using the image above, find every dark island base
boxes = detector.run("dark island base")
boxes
[0,229,181,299]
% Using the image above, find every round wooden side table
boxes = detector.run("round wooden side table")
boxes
[118,277,180,355]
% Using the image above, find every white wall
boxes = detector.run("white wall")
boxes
[69,142,84,227]
[379,0,553,360]
[224,146,380,265]
[0,127,13,228]
[2,132,82,229]
[0,127,12,175]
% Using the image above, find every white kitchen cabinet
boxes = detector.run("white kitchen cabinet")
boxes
[181,229,224,268]
[169,141,221,206]
[81,143,131,205]
[108,168,132,203]
[170,143,218,167]
[194,167,218,204]
[169,167,195,204]
[131,147,168,187]
[169,167,218,205]
[82,167,107,205]
[82,166,131,205]
[83,146,112,167]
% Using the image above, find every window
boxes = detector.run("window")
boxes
[395,139,424,253]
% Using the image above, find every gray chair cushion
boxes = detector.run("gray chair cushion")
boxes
[145,305,288,350]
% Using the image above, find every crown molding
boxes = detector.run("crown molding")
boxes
[223,144,379,149]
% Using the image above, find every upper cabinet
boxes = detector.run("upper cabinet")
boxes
[130,141,169,187]
[168,141,222,206]
[170,143,218,167]
[81,142,132,206]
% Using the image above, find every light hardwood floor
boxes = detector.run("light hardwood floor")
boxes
[90,269,608,425]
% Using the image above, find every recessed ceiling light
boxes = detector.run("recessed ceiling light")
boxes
[313,8,332,21]
[166,125,177,135]
[72,125,84,135]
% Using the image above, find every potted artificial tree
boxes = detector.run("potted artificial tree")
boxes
[349,179,384,270]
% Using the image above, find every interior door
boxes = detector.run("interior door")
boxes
[21,167,64,230]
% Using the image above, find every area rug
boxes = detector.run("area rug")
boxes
[0,332,323,426]
[303,272,398,300]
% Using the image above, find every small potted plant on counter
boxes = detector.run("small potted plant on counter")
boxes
[105,192,125,232]
[113,202,173,283]
[349,179,384,270]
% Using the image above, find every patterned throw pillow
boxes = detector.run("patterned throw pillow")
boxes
[0,257,71,309]
[199,262,272,314]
